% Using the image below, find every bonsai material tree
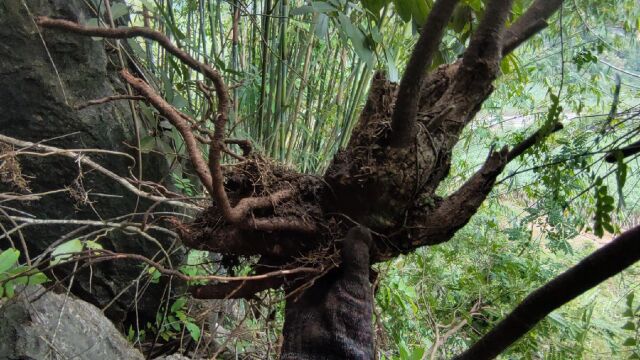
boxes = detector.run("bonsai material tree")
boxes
[33,0,640,358]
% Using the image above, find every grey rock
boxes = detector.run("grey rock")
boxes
[154,355,193,360]
[0,286,144,360]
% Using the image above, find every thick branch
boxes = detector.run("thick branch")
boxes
[414,123,562,246]
[120,69,214,193]
[455,225,640,360]
[605,139,640,163]
[460,0,514,69]
[507,122,564,162]
[503,0,564,55]
[389,0,460,147]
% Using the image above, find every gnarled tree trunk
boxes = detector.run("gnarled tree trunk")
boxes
[32,1,617,359]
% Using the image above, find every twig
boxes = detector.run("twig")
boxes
[0,134,202,210]
[75,95,146,110]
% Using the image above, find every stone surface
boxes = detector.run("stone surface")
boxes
[0,0,180,326]
[0,286,144,360]
[154,355,193,360]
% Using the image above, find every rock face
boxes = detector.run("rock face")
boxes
[0,0,179,326]
[0,286,145,360]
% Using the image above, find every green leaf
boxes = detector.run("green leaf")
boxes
[337,14,373,67]
[109,3,129,20]
[85,240,103,251]
[4,281,15,298]
[409,0,430,26]
[362,0,388,15]
[26,272,48,286]
[624,337,637,346]
[622,321,637,331]
[410,347,426,360]
[139,136,157,153]
[185,321,201,341]
[0,249,20,273]
[393,0,412,22]
[171,297,187,313]
[313,13,330,38]
[51,239,83,265]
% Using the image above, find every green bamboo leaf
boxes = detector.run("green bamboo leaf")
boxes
[393,0,412,22]
[410,0,430,26]
[313,13,330,38]
[110,3,129,20]
[337,14,373,67]
[362,0,388,15]
[291,2,336,16]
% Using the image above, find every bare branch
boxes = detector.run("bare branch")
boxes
[503,0,564,55]
[74,95,146,110]
[192,278,286,299]
[455,225,640,360]
[244,216,317,233]
[0,133,202,211]
[93,250,322,283]
[389,0,460,147]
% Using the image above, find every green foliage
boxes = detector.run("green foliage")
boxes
[621,293,640,359]
[145,297,202,342]
[0,249,48,298]
[593,178,616,237]
[170,173,197,196]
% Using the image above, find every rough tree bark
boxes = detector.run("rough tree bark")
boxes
[32,0,640,358]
